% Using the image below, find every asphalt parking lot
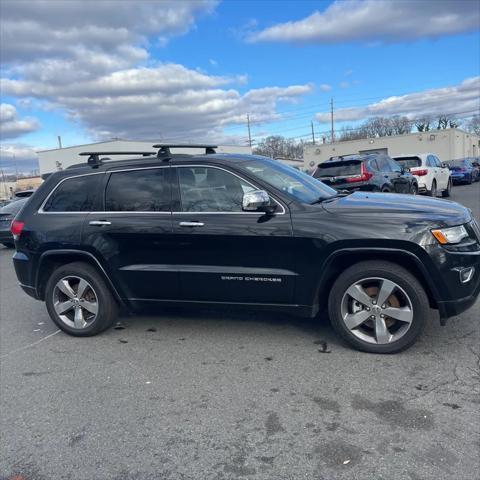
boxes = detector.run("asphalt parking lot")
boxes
[1,183,479,480]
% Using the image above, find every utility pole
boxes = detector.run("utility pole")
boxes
[330,98,335,143]
[311,121,316,144]
[247,114,252,148]
[57,135,63,149]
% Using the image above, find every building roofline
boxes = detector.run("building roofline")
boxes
[305,127,479,149]
[37,140,250,154]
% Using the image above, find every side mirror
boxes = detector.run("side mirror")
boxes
[242,190,276,213]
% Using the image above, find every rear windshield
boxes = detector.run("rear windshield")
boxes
[314,161,361,177]
[394,157,421,168]
[448,160,468,167]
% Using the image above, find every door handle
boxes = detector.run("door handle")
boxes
[89,220,111,226]
[179,221,204,227]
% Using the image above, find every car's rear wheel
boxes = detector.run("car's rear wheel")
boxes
[45,262,118,336]
[466,174,472,185]
[427,180,437,197]
[381,186,390,193]
[441,179,452,197]
[328,261,429,353]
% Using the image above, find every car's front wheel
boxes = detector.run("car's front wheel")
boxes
[328,261,429,353]
[410,183,418,195]
[45,261,118,336]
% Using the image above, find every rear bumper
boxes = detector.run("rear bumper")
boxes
[0,228,13,243]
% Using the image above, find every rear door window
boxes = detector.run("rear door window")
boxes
[314,161,361,177]
[105,168,170,212]
[43,174,102,212]
[377,157,391,172]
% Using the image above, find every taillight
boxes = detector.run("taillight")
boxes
[412,169,428,176]
[10,220,24,239]
[345,163,373,183]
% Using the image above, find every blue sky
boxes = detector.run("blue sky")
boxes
[0,0,479,173]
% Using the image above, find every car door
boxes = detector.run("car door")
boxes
[427,155,440,189]
[82,166,180,302]
[434,155,449,189]
[169,164,296,304]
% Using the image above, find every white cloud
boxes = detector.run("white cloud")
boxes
[2,64,313,141]
[0,104,40,140]
[319,84,332,92]
[248,0,478,44]
[339,81,350,89]
[315,77,480,123]
[0,143,40,175]
[0,1,313,142]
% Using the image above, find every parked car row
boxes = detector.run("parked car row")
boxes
[312,152,479,196]
[312,153,420,195]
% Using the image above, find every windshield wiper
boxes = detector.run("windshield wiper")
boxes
[310,191,351,204]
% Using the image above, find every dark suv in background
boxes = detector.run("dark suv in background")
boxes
[312,154,418,194]
[10,145,480,353]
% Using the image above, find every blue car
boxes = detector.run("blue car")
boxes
[446,159,479,185]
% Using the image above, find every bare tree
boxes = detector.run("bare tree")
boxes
[253,136,304,159]
[436,114,460,130]
[465,115,480,135]
[390,115,412,135]
[415,115,432,132]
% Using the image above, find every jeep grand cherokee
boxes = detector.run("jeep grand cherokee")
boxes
[10,145,480,353]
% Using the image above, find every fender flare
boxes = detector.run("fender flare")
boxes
[314,246,442,306]
[36,249,125,304]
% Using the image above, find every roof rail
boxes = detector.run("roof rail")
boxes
[79,151,156,167]
[152,144,218,160]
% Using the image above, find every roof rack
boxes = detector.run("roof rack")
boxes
[153,144,217,160]
[79,151,156,167]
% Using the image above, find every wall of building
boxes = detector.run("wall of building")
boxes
[37,140,252,175]
[304,129,479,171]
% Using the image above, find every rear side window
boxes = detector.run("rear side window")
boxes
[394,157,421,168]
[314,161,361,177]
[105,168,170,212]
[43,174,101,212]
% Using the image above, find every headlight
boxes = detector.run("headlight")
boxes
[431,225,469,245]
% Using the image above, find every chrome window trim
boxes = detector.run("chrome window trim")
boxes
[38,164,287,215]
[174,164,286,215]
[38,171,105,214]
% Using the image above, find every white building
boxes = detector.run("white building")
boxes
[37,140,252,175]
[304,128,480,171]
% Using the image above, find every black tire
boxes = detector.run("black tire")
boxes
[410,183,418,195]
[45,261,118,336]
[466,174,472,185]
[381,186,390,193]
[427,180,437,197]
[328,260,429,354]
[441,179,452,197]
[2,242,14,248]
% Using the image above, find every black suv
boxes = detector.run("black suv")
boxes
[312,154,418,194]
[11,145,480,353]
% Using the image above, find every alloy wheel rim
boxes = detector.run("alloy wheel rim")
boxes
[340,277,414,345]
[53,276,98,329]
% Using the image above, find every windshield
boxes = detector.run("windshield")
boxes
[241,157,337,203]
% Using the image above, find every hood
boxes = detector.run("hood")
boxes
[322,192,471,226]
